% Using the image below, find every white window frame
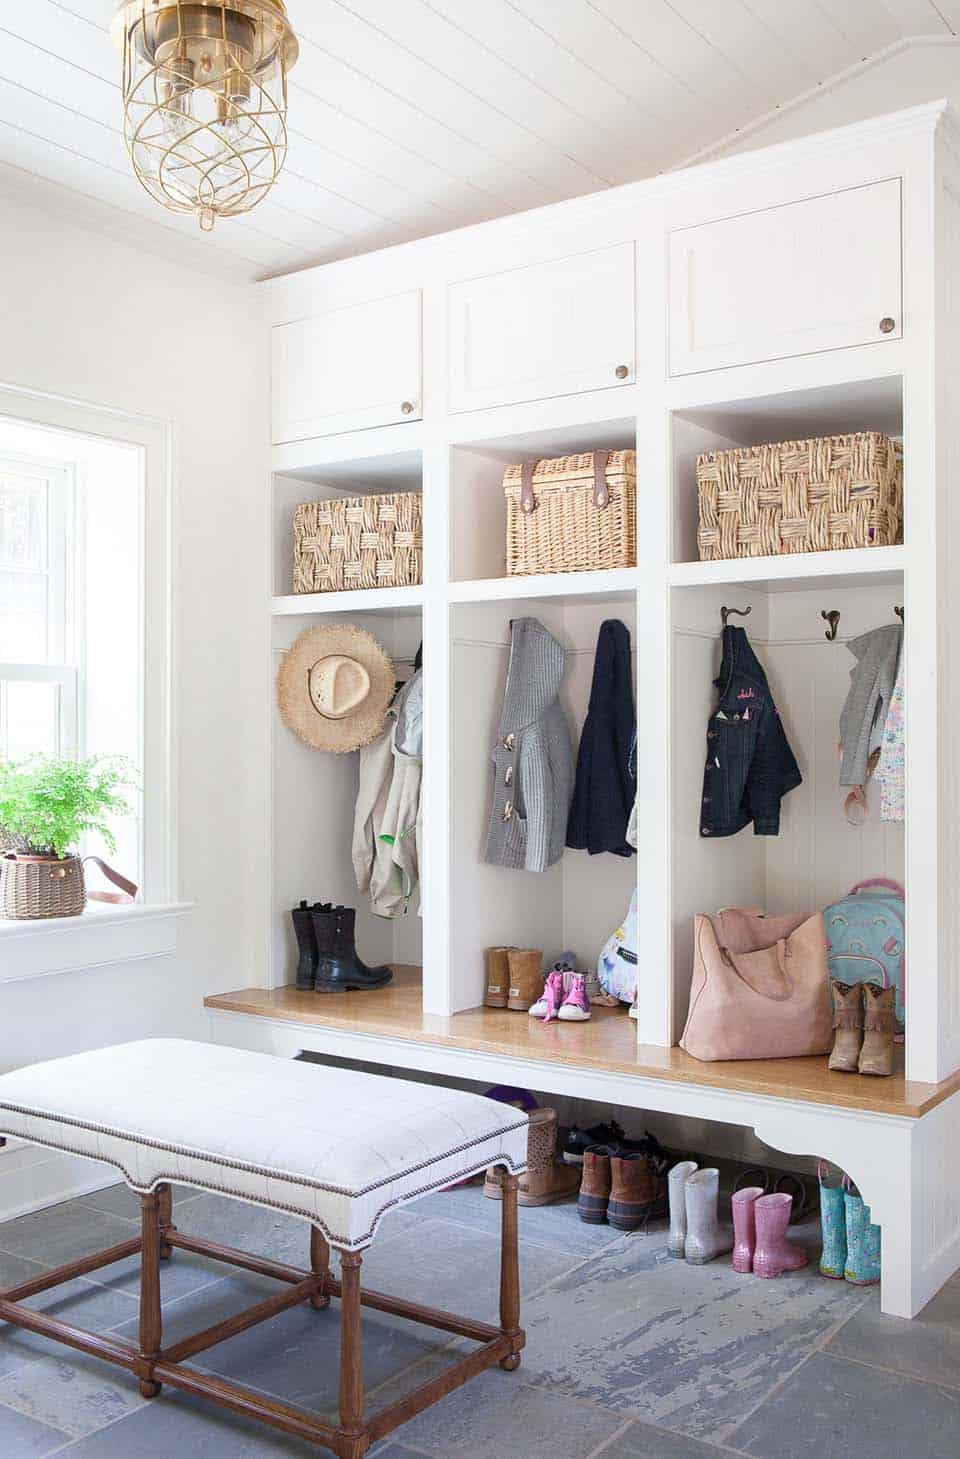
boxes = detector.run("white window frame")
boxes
[0,383,175,907]
[0,452,79,760]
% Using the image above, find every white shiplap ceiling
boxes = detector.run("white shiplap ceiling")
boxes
[0,0,956,282]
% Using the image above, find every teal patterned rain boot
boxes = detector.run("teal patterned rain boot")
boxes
[843,1182,881,1286]
[818,1166,847,1279]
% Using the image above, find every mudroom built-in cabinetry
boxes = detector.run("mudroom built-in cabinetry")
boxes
[205,101,960,1320]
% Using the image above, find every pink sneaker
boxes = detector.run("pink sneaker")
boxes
[558,972,591,1022]
[532,969,565,1023]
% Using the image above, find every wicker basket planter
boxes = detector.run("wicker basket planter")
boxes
[503,449,636,577]
[0,853,86,920]
[696,431,903,561]
[294,492,423,594]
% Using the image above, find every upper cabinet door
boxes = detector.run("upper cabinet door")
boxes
[668,179,902,376]
[271,290,422,444]
[448,242,636,413]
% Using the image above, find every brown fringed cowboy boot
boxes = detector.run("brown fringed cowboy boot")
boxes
[828,980,863,1073]
[859,984,897,1076]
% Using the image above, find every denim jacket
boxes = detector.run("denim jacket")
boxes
[700,627,801,838]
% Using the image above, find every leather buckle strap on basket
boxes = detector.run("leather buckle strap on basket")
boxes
[503,449,636,576]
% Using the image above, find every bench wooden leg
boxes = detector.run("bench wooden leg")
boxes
[499,1172,522,1371]
[310,1226,331,1310]
[138,1192,163,1398]
[337,1251,365,1458]
[158,1183,175,1262]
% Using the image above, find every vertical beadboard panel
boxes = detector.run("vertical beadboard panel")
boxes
[670,597,766,1043]
[937,173,960,1070]
[449,599,564,1012]
[559,601,637,978]
[765,634,905,913]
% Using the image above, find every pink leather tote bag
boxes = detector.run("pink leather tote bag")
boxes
[680,910,833,1062]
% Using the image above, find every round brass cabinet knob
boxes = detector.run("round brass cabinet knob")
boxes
[879,317,896,334]
[614,364,630,379]
[400,400,416,415]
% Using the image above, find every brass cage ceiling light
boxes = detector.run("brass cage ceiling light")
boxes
[111,1,299,231]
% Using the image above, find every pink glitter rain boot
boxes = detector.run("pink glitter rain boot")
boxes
[731,1186,764,1275]
[752,1193,809,1279]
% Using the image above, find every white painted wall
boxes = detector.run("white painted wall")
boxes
[693,39,960,165]
[0,188,268,1214]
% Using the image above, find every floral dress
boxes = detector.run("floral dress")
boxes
[878,659,905,822]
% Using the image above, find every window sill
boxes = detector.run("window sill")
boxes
[0,903,194,984]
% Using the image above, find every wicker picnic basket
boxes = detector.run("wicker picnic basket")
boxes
[696,431,903,561]
[0,853,86,920]
[294,491,423,594]
[503,449,636,576]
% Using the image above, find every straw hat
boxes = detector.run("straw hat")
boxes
[277,624,395,753]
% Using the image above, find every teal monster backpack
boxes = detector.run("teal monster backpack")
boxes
[823,878,905,1027]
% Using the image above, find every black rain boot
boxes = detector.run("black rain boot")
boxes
[291,901,319,990]
[313,905,393,992]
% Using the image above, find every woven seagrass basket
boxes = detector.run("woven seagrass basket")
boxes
[294,491,423,594]
[0,853,86,920]
[503,449,636,576]
[696,431,903,561]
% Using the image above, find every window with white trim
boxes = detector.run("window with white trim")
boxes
[0,455,77,760]
[0,414,150,894]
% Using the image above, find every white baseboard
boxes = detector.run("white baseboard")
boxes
[0,1137,121,1224]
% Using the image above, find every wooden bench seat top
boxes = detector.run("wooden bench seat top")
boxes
[0,1039,529,1249]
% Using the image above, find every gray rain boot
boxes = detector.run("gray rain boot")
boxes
[684,1168,733,1265]
[668,1160,698,1258]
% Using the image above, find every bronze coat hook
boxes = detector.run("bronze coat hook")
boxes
[822,609,840,642]
[720,605,751,628]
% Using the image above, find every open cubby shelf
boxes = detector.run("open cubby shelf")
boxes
[254,379,918,1113]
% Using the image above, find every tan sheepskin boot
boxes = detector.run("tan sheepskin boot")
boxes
[485,1109,579,1206]
[828,980,863,1073]
[506,950,545,1012]
[859,984,897,1076]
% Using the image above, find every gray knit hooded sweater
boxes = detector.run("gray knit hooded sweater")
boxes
[839,623,902,786]
[483,617,575,873]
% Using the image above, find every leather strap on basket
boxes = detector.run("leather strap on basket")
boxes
[519,451,612,515]
[83,857,138,905]
[519,461,537,515]
[592,449,611,509]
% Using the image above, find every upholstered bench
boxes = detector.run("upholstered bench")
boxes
[0,1040,529,1459]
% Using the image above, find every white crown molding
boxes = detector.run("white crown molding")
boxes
[676,36,960,171]
[261,97,954,298]
[0,159,257,286]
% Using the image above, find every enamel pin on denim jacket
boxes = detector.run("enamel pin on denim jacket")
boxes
[700,626,801,838]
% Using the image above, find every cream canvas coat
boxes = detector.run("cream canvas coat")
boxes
[353,672,422,918]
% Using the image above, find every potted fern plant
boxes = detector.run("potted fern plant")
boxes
[0,755,135,920]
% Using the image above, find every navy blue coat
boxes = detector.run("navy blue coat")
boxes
[700,627,801,838]
[567,619,636,857]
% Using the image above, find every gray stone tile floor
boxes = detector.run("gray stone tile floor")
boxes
[0,1180,956,1457]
